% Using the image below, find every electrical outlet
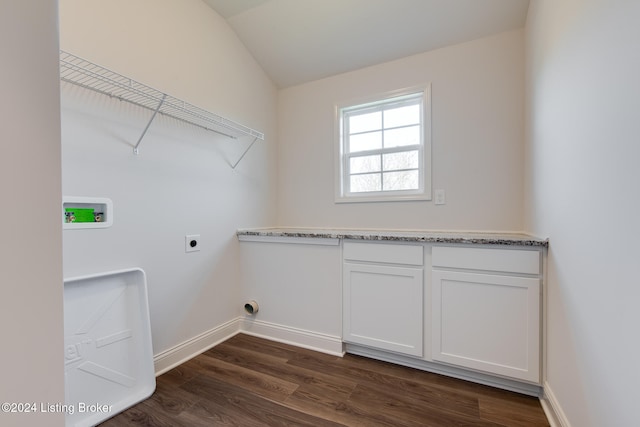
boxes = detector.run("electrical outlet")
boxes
[185,234,200,253]
[435,189,446,205]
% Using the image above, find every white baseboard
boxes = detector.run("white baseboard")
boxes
[239,317,344,356]
[153,317,343,376]
[540,381,570,427]
[153,318,241,375]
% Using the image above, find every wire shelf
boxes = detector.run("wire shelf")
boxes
[59,50,264,164]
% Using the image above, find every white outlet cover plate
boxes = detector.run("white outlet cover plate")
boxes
[185,234,200,252]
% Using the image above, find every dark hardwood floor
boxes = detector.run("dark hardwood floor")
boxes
[100,334,550,426]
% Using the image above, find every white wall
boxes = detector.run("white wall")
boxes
[239,240,342,352]
[59,0,277,356]
[0,2,65,426]
[525,1,640,426]
[277,30,525,231]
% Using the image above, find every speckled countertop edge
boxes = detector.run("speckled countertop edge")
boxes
[236,228,549,247]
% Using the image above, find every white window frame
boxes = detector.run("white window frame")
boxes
[334,84,432,203]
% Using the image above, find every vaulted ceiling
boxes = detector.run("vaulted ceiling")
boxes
[202,0,530,88]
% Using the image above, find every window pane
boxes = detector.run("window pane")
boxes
[349,111,381,134]
[338,89,428,200]
[384,104,420,128]
[350,173,381,193]
[383,170,419,191]
[384,125,420,148]
[349,131,382,152]
[383,150,419,171]
[350,154,381,174]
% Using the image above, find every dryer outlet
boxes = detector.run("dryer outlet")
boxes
[185,235,200,253]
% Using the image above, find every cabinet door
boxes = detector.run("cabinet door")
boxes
[343,263,423,357]
[432,270,540,382]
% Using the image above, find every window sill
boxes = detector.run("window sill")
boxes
[335,193,432,204]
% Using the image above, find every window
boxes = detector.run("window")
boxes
[335,85,431,202]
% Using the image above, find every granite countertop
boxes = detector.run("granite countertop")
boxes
[236,228,549,247]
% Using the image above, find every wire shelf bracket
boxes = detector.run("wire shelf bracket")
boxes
[59,50,264,167]
[133,94,166,155]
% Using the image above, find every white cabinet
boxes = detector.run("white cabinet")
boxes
[343,242,424,357]
[431,246,541,383]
